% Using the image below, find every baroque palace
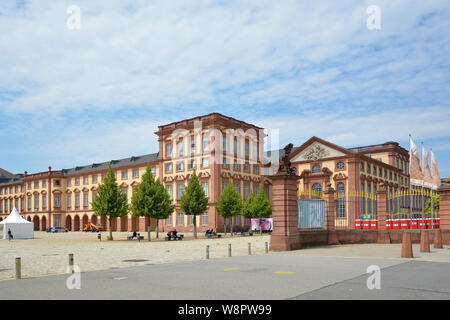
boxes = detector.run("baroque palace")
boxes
[0,113,412,233]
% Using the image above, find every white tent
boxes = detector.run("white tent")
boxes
[0,207,34,239]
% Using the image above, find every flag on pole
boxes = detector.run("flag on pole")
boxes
[409,135,424,184]
[430,149,441,187]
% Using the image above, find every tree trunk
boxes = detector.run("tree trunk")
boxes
[147,218,151,241]
[193,217,197,239]
[156,219,159,238]
[109,217,113,240]
[224,222,226,235]
[230,216,234,236]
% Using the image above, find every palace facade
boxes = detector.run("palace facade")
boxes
[0,113,411,232]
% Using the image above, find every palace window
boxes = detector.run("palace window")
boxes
[245,141,249,157]
[202,158,209,168]
[84,176,89,184]
[166,215,172,225]
[253,164,259,174]
[244,163,250,172]
[54,195,61,208]
[337,161,345,170]
[201,212,208,225]
[165,163,173,173]
[234,161,240,171]
[177,212,184,225]
[244,183,250,200]
[188,160,196,170]
[177,184,184,199]
[202,181,209,197]
[202,135,209,152]
[234,182,240,194]
[166,143,172,157]
[312,183,322,199]
[133,169,139,179]
[177,140,184,156]
[176,161,184,171]
[166,185,173,200]
[190,136,195,153]
[92,175,98,183]
[312,164,321,173]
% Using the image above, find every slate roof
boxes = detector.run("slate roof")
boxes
[61,152,159,176]
[0,152,159,186]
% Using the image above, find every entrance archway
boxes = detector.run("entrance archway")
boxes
[33,216,39,230]
[74,215,80,231]
[91,215,97,225]
[82,214,89,226]
[41,216,47,230]
[27,216,31,222]
[66,215,72,231]
[100,216,107,231]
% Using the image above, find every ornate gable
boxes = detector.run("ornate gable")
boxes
[291,141,347,162]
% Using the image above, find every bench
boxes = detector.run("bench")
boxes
[206,233,222,239]
[165,234,184,241]
[127,235,144,240]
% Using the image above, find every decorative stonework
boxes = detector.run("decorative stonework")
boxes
[303,144,331,161]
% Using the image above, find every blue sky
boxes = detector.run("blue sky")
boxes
[0,0,449,178]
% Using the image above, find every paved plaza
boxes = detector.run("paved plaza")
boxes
[1,232,450,299]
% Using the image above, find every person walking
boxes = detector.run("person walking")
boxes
[7,228,13,241]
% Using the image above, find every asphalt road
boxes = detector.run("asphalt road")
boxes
[1,253,449,299]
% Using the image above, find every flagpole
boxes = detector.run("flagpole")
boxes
[409,134,412,229]
[421,142,425,229]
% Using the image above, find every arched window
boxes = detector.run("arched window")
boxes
[337,183,345,218]
[312,183,322,199]
[312,164,321,173]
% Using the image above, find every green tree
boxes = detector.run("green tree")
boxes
[91,165,128,240]
[242,191,255,221]
[216,178,242,235]
[153,177,175,238]
[130,166,174,241]
[425,194,440,217]
[252,185,272,234]
[180,171,209,239]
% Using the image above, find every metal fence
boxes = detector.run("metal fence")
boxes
[387,188,440,230]
[335,191,378,230]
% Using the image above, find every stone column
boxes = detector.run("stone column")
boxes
[376,184,390,243]
[438,184,450,230]
[269,174,301,251]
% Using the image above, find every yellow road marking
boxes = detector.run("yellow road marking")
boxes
[275,271,295,274]
[223,268,237,271]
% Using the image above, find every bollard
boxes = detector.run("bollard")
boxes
[248,242,251,255]
[434,229,443,248]
[15,257,21,279]
[420,230,430,253]
[228,244,232,257]
[401,231,413,258]
[97,233,101,241]
[265,242,269,254]
[69,253,74,273]
[206,245,210,259]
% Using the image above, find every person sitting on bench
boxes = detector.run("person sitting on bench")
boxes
[167,230,173,240]
[205,229,212,236]
[172,229,179,240]
[131,230,137,239]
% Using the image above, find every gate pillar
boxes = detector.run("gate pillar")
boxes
[438,184,450,230]
[324,185,336,231]
[269,174,301,251]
